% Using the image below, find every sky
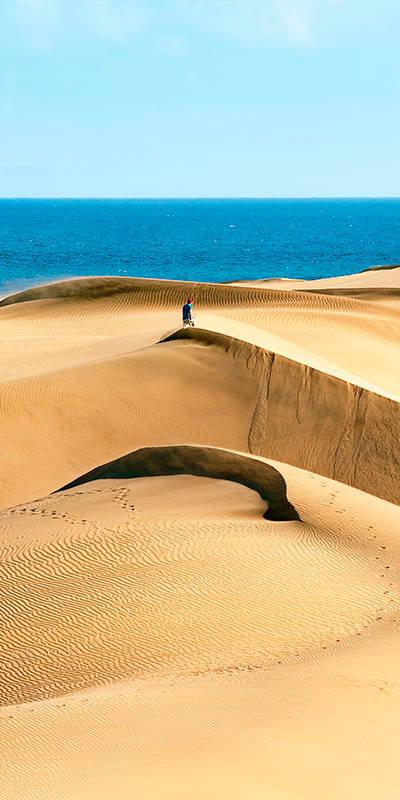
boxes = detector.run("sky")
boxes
[1,0,400,198]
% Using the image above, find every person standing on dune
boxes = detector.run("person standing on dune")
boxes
[182,297,195,327]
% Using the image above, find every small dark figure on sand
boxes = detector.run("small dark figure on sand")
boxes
[182,297,195,327]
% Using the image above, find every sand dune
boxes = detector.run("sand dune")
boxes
[0,463,398,704]
[1,271,400,799]
[1,275,400,509]
[231,263,400,307]
[165,323,400,505]
[58,444,300,521]
[2,273,400,388]
[0,339,257,509]
[1,462,400,798]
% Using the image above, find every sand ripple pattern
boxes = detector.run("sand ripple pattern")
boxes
[0,475,397,706]
[0,274,399,510]
[2,276,400,393]
[1,276,400,798]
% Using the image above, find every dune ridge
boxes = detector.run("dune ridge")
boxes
[2,274,400,323]
[164,326,400,506]
[1,271,400,799]
[299,286,400,306]
[1,322,399,509]
[0,275,400,510]
[361,263,400,272]
[231,264,400,307]
[2,274,400,392]
[57,444,300,521]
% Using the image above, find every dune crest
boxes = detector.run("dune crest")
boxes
[1,272,400,799]
[57,444,300,522]
[164,325,400,506]
[2,273,400,321]
[1,275,400,510]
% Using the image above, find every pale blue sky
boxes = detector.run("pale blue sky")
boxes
[1,0,400,197]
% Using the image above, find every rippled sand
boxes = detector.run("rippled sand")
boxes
[1,270,400,799]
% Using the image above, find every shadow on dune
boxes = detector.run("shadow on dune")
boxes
[162,327,400,507]
[57,445,300,522]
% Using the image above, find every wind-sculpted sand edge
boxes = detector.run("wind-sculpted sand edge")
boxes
[57,445,300,522]
[2,273,400,798]
[164,327,400,506]
[2,274,400,324]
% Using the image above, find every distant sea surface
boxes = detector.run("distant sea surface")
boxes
[1,198,400,293]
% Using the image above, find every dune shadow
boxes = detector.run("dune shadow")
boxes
[56,445,300,522]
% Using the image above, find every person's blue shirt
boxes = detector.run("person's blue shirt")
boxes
[182,303,193,320]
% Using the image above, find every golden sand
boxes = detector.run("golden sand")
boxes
[1,269,400,799]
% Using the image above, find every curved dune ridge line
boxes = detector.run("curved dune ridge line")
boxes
[1,272,398,307]
[0,274,400,510]
[166,313,400,400]
[1,273,400,798]
[162,326,400,506]
[1,275,400,393]
[57,445,300,521]
[230,264,400,307]
[0,463,398,707]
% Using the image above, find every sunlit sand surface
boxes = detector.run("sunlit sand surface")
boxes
[1,269,400,799]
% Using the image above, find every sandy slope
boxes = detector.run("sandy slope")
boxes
[1,270,400,799]
[231,263,400,307]
[1,274,400,509]
[1,463,400,799]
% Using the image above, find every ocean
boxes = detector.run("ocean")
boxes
[1,198,400,293]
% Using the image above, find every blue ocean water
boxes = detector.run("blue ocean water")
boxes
[1,198,400,292]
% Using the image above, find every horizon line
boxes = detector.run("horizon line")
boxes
[1,196,400,201]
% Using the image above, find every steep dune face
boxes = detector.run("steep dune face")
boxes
[1,274,400,799]
[0,276,399,510]
[57,444,300,521]
[165,327,400,506]
[1,324,399,509]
